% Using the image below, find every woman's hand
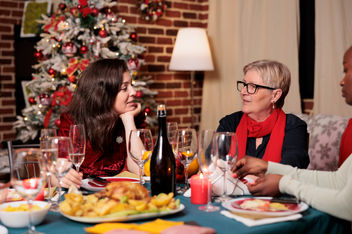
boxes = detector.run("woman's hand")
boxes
[247,174,282,196]
[59,169,83,188]
[120,102,141,123]
[233,156,268,178]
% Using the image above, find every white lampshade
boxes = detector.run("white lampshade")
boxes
[169,28,214,71]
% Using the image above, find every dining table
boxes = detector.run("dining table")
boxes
[4,181,349,234]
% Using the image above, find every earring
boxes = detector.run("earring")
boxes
[272,102,275,109]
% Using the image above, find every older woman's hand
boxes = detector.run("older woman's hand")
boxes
[60,169,83,188]
[247,174,282,196]
[233,156,268,178]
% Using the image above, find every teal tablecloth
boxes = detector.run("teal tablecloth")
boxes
[4,194,349,234]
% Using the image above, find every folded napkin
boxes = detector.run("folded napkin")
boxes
[220,210,302,227]
[210,168,250,196]
[115,171,139,179]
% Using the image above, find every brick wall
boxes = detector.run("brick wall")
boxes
[0,0,210,142]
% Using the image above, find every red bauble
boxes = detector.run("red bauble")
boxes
[77,4,82,9]
[79,45,88,54]
[48,68,56,76]
[135,90,143,98]
[28,97,36,105]
[70,7,79,17]
[59,3,66,10]
[130,33,137,42]
[175,157,185,182]
[91,7,99,16]
[39,93,51,106]
[68,75,76,83]
[127,58,140,70]
[34,51,43,60]
[55,119,61,127]
[98,29,108,38]
[62,42,77,57]
[145,107,151,114]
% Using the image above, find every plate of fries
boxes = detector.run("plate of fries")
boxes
[59,182,184,223]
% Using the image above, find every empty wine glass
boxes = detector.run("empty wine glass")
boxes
[48,136,73,207]
[128,129,153,184]
[39,128,57,209]
[177,128,197,191]
[213,132,238,202]
[69,124,86,173]
[167,122,178,156]
[197,130,219,212]
[10,148,47,234]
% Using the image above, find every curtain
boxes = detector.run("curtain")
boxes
[201,0,302,131]
[314,0,352,117]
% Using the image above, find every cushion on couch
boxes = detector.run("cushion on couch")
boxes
[296,114,349,171]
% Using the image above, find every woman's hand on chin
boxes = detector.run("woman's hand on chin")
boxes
[120,102,141,122]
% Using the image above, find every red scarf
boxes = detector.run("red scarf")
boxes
[339,118,352,166]
[236,109,286,162]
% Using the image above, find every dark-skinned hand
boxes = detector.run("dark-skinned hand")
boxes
[233,156,268,179]
[247,174,283,197]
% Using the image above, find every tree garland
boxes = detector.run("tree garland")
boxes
[138,0,167,22]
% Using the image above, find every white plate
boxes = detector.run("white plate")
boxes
[222,197,308,217]
[81,177,139,192]
[61,204,184,223]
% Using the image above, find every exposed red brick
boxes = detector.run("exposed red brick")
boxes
[139,36,155,43]
[129,6,138,14]
[0,1,17,8]
[0,108,14,114]
[175,108,188,115]
[155,74,172,81]
[3,132,16,140]
[150,82,166,89]
[157,37,172,44]
[0,91,12,97]
[166,47,173,53]
[117,0,136,3]
[190,22,205,27]
[120,15,137,23]
[145,55,155,63]
[148,28,164,35]
[155,19,172,27]
[2,66,15,72]
[157,91,173,98]
[175,91,188,97]
[173,2,189,10]
[167,117,181,123]
[0,10,11,16]
[199,13,208,20]
[193,90,202,96]
[166,82,181,89]
[11,10,23,17]
[183,12,197,19]
[182,99,191,105]
[182,116,192,123]
[148,64,165,72]
[136,27,147,34]
[148,46,163,53]
[166,99,182,106]
[3,83,15,89]
[166,29,178,36]
[117,5,129,13]
[174,73,190,80]
[1,50,14,56]
[2,100,15,106]
[0,42,11,48]
[1,34,14,40]
[0,75,12,80]
[190,4,203,11]
[165,10,181,18]
[157,56,170,62]
[194,107,201,114]
[0,59,11,65]
[3,116,16,122]
[0,25,12,32]
[174,21,188,27]
[0,125,13,131]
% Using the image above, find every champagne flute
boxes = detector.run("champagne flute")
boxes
[39,128,57,208]
[128,129,153,184]
[48,136,73,207]
[213,132,238,202]
[197,130,219,212]
[69,124,86,173]
[177,128,197,191]
[10,148,47,234]
[167,122,178,156]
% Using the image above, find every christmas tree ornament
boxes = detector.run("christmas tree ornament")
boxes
[58,3,66,11]
[99,29,108,38]
[130,32,137,42]
[77,4,82,9]
[145,107,151,114]
[136,90,143,98]
[34,50,43,60]
[28,97,36,105]
[61,68,67,76]
[79,45,88,54]
[91,8,99,16]
[55,119,61,127]
[48,68,56,77]
[39,94,51,106]
[62,42,77,57]
[128,58,140,70]
[138,0,167,22]
[68,75,76,83]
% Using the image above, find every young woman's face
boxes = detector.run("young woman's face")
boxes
[341,50,352,105]
[240,70,275,121]
[114,71,137,115]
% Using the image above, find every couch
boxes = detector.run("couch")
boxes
[297,113,349,171]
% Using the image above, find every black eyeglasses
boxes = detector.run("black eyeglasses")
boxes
[236,81,276,94]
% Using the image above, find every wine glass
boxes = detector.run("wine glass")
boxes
[39,128,57,209]
[69,124,86,173]
[128,129,153,184]
[212,132,238,202]
[167,122,178,156]
[10,148,47,234]
[177,128,197,191]
[197,129,219,212]
[48,136,73,206]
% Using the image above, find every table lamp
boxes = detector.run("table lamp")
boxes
[169,27,214,127]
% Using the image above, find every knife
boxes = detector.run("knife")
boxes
[270,197,299,204]
[87,175,110,184]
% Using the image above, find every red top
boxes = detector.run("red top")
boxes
[58,113,145,177]
[339,118,352,167]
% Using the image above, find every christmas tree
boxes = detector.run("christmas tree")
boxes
[14,0,157,142]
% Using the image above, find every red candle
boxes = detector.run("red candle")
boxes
[190,173,210,204]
